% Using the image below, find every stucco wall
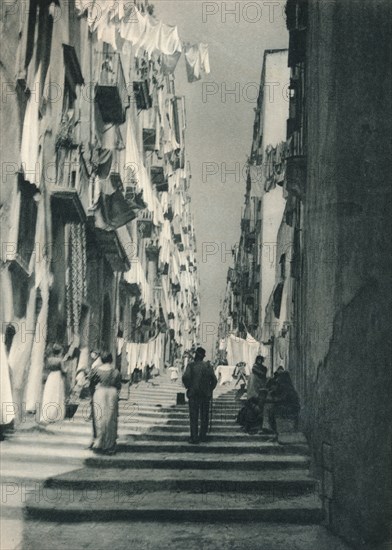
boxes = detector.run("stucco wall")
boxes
[301,0,392,546]
[258,50,290,327]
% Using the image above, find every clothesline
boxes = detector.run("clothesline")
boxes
[76,0,210,81]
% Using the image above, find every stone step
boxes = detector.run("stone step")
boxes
[116,407,242,418]
[18,521,354,550]
[113,441,309,455]
[43,421,249,433]
[45,467,317,495]
[85,452,310,470]
[4,433,304,454]
[25,489,323,523]
[4,430,292,445]
[126,432,281,442]
[1,443,90,463]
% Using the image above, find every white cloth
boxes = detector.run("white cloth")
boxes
[20,64,42,186]
[215,365,236,385]
[226,334,260,375]
[120,4,146,44]
[184,43,210,82]
[0,341,14,425]
[40,371,65,423]
[168,366,179,380]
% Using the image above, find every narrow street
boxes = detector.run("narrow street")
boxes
[1,0,391,548]
[2,373,350,550]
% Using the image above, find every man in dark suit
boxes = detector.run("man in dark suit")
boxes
[182,347,217,444]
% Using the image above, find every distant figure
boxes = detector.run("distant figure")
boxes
[182,347,217,444]
[174,356,183,372]
[40,344,67,424]
[168,365,179,383]
[89,352,122,454]
[233,361,248,386]
[233,362,248,400]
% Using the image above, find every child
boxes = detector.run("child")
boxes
[168,365,179,383]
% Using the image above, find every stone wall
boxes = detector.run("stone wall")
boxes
[300,0,392,546]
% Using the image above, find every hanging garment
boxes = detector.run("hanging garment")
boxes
[96,13,118,50]
[95,186,136,230]
[24,281,49,412]
[20,64,42,186]
[159,23,182,55]
[161,51,182,75]
[184,43,210,83]
[120,3,146,44]
[8,284,38,395]
[0,341,14,425]
[135,17,162,58]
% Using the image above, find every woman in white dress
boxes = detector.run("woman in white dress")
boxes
[40,344,66,424]
[89,352,122,454]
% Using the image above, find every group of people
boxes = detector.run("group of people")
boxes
[40,345,122,455]
[180,351,300,444]
[39,343,300,453]
[236,355,300,435]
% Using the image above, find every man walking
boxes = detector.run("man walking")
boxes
[182,347,217,444]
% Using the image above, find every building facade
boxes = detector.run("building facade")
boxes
[219,1,392,546]
[0,0,201,424]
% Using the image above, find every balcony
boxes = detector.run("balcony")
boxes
[143,128,156,152]
[137,212,153,238]
[133,80,152,110]
[150,166,168,192]
[95,52,128,124]
[51,148,90,221]
[124,184,146,211]
[94,228,131,272]
[145,243,159,260]
[285,156,306,199]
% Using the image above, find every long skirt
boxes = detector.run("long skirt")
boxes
[92,386,118,452]
[40,371,65,423]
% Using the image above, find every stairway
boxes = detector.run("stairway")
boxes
[19,378,322,524]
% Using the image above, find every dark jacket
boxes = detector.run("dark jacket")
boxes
[182,360,217,399]
[268,372,300,411]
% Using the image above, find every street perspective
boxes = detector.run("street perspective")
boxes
[0,1,391,549]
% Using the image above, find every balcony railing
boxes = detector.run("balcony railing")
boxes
[143,128,156,152]
[96,51,128,124]
[150,166,168,192]
[52,148,90,220]
[133,80,152,110]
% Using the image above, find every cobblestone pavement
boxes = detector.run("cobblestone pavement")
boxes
[4,519,354,550]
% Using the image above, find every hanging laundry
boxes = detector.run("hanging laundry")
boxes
[161,51,182,75]
[0,340,14,426]
[95,188,137,230]
[134,17,161,58]
[159,23,182,55]
[97,16,118,50]
[184,43,210,83]
[20,64,42,186]
[120,3,146,45]
[24,283,49,412]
